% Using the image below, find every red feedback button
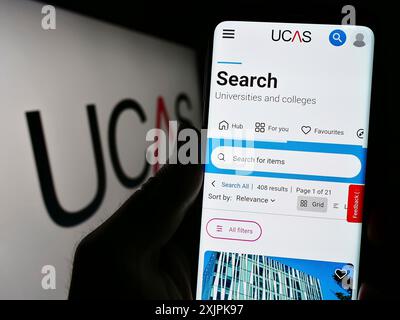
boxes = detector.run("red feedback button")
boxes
[347,185,365,223]
[206,218,262,242]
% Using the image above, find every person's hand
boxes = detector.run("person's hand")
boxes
[358,205,400,300]
[68,156,393,300]
[69,163,203,299]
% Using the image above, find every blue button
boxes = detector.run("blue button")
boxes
[329,29,346,46]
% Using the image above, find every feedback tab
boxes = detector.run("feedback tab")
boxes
[347,185,365,223]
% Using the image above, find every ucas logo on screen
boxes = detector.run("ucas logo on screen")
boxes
[271,29,312,43]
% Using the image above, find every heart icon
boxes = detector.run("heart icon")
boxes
[301,126,311,134]
[335,269,348,280]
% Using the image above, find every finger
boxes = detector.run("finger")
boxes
[366,209,384,246]
[358,283,385,300]
[162,242,193,299]
[97,163,203,250]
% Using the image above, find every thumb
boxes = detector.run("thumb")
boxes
[94,163,203,250]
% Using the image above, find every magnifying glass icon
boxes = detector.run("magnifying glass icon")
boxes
[218,153,225,161]
[333,32,342,43]
[329,30,346,46]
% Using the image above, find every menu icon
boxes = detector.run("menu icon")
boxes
[222,29,235,39]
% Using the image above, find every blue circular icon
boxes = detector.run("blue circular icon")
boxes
[329,29,346,46]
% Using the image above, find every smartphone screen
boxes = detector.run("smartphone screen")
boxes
[196,21,374,300]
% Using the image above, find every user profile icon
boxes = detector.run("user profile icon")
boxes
[353,33,366,47]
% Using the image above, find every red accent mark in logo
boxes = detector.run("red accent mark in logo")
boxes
[153,96,174,173]
[292,30,303,42]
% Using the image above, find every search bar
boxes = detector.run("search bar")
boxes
[211,146,361,178]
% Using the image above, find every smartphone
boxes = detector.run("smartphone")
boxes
[196,21,374,300]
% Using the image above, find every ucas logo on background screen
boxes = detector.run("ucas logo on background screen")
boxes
[271,29,312,43]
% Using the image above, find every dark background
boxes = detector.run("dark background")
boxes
[37,0,398,298]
